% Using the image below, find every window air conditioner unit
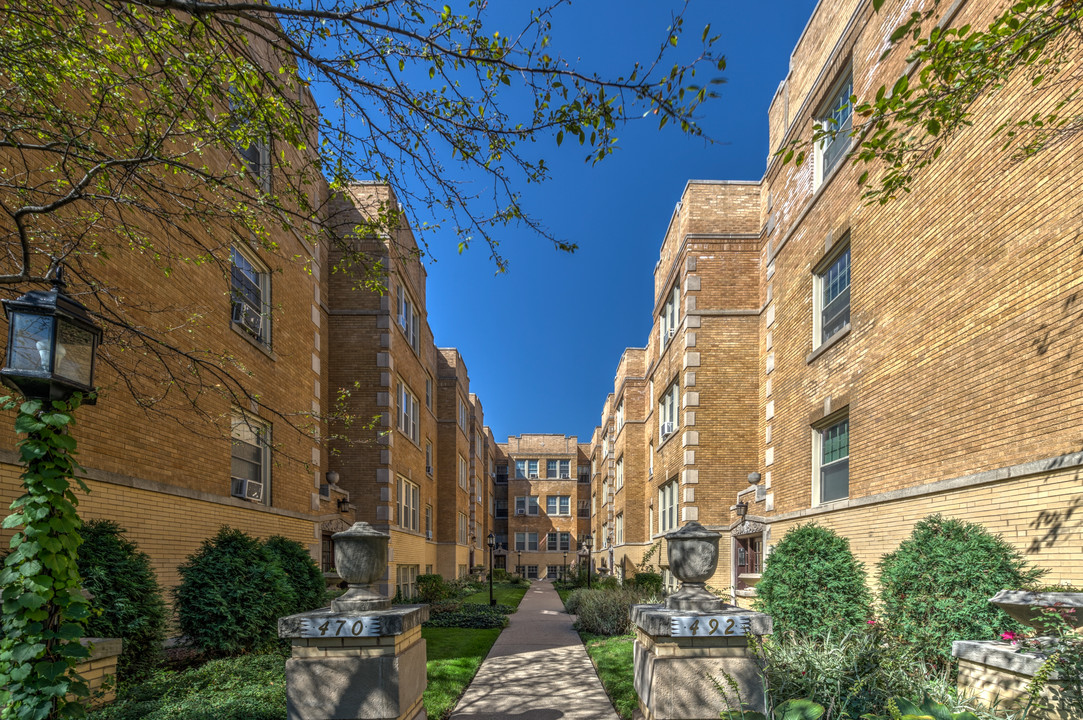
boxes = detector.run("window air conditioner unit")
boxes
[231,302,262,337]
[231,477,264,503]
[426,530,433,540]
[667,328,677,340]
[476,495,482,504]
[660,421,675,438]
[426,465,433,474]
[516,509,525,516]
[529,473,538,479]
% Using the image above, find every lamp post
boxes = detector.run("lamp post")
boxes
[583,533,593,589]
[517,550,522,577]
[2,266,101,718]
[562,551,567,582]
[487,532,496,606]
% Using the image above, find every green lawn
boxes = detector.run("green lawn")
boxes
[557,588,573,607]
[459,581,528,607]
[423,627,502,719]
[580,632,637,720]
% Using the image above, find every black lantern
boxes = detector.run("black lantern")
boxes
[2,270,101,403]
[487,532,496,606]
[735,500,749,519]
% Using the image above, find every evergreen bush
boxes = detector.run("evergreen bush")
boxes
[77,520,167,681]
[263,535,326,614]
[175,527,293,656]
[878,514,1045,672]
[754,523,873,637]
[417,574,455,603]
[630,572,663,594]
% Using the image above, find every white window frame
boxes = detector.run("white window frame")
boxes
[229,245,271,347]
[615,456,624,490]
[815,70,854,189]
[398,476,420,531]
[659,381,680,440]
[397,565,419,599]
[425,441,433,475]
[397,381,420,443]
[546,459,558,478]
[660,282,681,349]
[458,512,468,545]
[515,532,538,551]
[559,460,570,479]
[813,414,850,505]
[615,398,625,434]
[425,376,433,409]
[813,238,852,348]
[527,459,538,478]
[616,513,624,545]
[230,412,270,506]
[458,397,468,432]
[458,455,467,490]
[659,479,678,534]
[515,495,539,516]
[396,284,420,352]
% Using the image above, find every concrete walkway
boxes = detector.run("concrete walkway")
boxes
[449,582,621,720]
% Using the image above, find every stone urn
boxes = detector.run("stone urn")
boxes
[990,590,1083,633]
[665,521,733,611]
[331,521,391,612]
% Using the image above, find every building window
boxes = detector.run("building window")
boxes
[515,496,539,516]
[425,376,433,409]
[578,465,589,484]
[321,534,334,572]
[816,71,853,187]
[496,463,508,483]
[397,381,420,442]
[814,239,851,345]
[230,413,270,505]
[615,398,625,434]
[526,565,539,579]
[495,499,508,519]
[396,285,420,352]
[815,416,850,503]
[229,246,271,346]
[578,499,589,518]
[459,455,467,490]
[545,495,570,516]
[559,460,570,478]
[547,532,558,551]
[516,459,539,478]
[660,282,680,349]
[615,513,624,545]
[425,442,433,474]
[515,532,538,551]
[736,535,763,590]
[615,456,624,490]
[659,382,679,441]
[425,505,433,538]
[458,513,468,545]
[458,397,468,432]
[649,442,654,476]
[659,479,678,534]
[397,565,419,599]
[546,459,558,478]
[398,476,419,531]
[547,565,559,579]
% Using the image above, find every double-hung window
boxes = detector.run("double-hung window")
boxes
[425,442,433,474]
[398,476,419,531]
[231,413,270,505]
[615,456,624,490]
[547,532,559,551]
[397,565,419,599]
[658,479,678,534]
[458,397,468,432]
[615,514,624,545]
[615,398,625,434]
[397,381,419,442]
[458,455,467,490]
[816,71,853,187]
[230,246,271,346]
[515,532,538,551]
[458,513,468,544]
[519,459,538,478]
[815,415,850,503]
[659,382,680,440]
[396,285,420,352]
[815,239,851,345]
[558,460,570,478]
[545,495,570,516]
[425,376,433,409]
[546,459,558,478]
[660,282,680,349]
[517,495,539,515]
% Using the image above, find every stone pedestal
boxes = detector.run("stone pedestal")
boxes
[279,605,429,720]
[953,640,1075,720]
[632,604,772,720]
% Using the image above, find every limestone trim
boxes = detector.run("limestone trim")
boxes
[0,449,341,524]
[770,451,1083,524]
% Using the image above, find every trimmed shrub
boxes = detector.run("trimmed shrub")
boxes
[878,514,1045,672]
[423,603,510,629]
[596,575,621,590]
[630,572,663,595]
[417,574,455,603]
[754,523,873,637]
[77,520,167,681]
[263,536,325,614]
[573,588,650,636]
[175,527,293,656]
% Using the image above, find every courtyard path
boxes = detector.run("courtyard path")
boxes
[449,581,621,720]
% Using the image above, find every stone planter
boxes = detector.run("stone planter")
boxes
[990,590,1083,632]
[332,521,391,612]
[665,521,730,611]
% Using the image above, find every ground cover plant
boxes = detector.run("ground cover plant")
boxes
[878,514,1045,673]
[754,523,873,638]
[77,520,168,682]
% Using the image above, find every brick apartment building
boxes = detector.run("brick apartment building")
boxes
[582,0,1083,598]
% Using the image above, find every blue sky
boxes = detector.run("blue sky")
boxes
[371,1,818,441]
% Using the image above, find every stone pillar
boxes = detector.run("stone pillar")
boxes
[278,521,429,720]
[279,604,428,720]
[633,521,773,720]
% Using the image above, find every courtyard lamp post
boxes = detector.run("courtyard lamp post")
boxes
[487,532,496,606]
[583,533,593,589]
[517,550,522,577]
[563,551,567,582]
[2,266,102,718]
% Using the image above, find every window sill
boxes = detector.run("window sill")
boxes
[737,573,762,581]
[231,322,276,360]
[657,429,681,451]
[805,323,851,365]
[734,588,758,598]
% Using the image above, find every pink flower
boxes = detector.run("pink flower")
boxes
[1000,631,1018,643]
[866,620,876,625]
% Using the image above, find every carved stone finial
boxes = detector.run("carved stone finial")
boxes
[331,522,391,612]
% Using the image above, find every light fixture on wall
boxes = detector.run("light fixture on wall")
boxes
[735,500,749,519]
